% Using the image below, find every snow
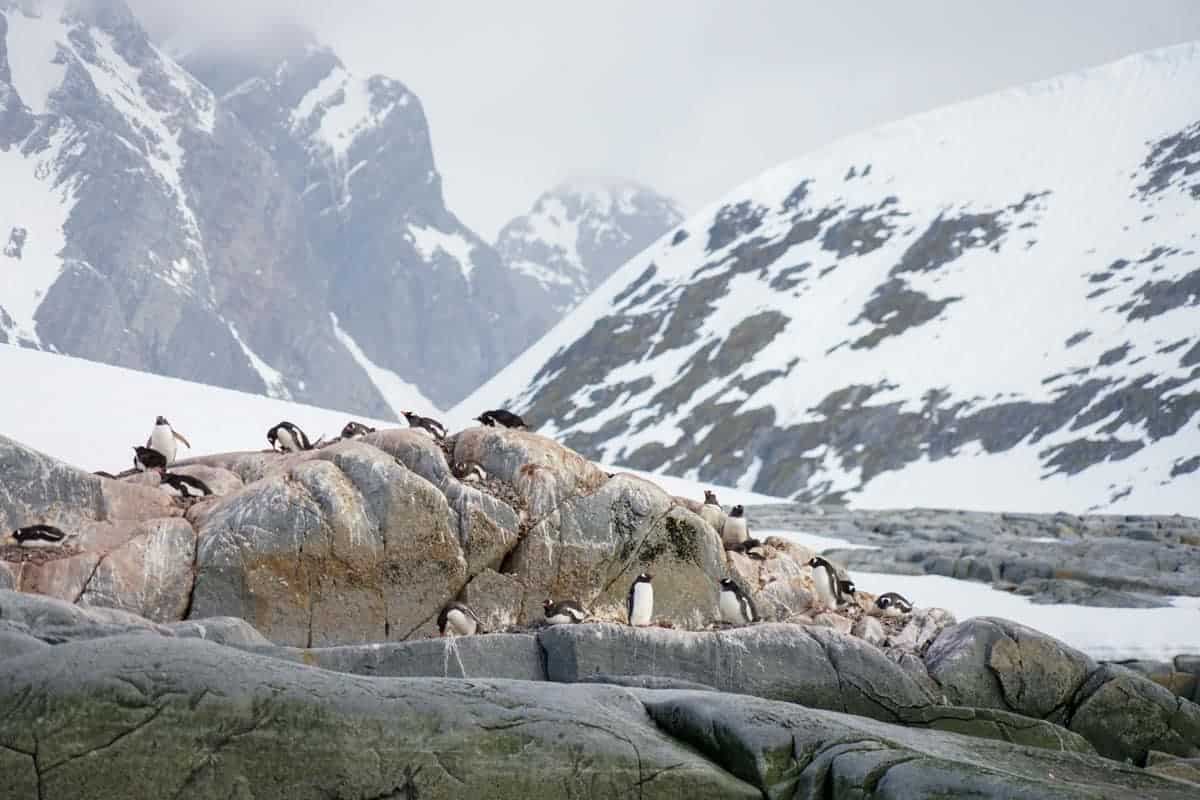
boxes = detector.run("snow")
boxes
[762,529,880,552]
[329,312,442,416]
[849,570,1200,661]
[459,42,1200,517]
[3,2,69,115]
[615,467,788,506]
[289,64,403,160]
[409,225,477,280]
[0,124,79,344]
[226,322,292,401]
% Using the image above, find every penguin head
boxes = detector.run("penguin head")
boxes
[155,415,169,426]
[839,579,857,595]
[877,595,894,610]
[808,556,831,570]
[730,505,745,517]
[634,573,653,584]
[542,598,553,609]
[703,489,718,504]
[475,413,493,426]
[718,577,737,591]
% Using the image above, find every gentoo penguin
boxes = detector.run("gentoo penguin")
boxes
[160,472,212,498]
[451,461,487,483]
[437,601,483,637]
[267,421,312,453]
[699,490,724,531]
[340,421,375,440]
[402,411,447,440]
[809,556,852,608]
[873,592,913,618]
[728,537,767,560]
[543,599,588,625]
[146,416,190,465]
[93,470,117,479]
[838,579,857,600]
[718,578,758,625]
[475,409,527,429]
[133,446,167,472]
[627,573,654,627]
[7,524,72,548]
[721,504,749,548]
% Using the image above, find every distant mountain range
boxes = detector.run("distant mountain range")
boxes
[456,42,1200,516]
[0,0,681,414]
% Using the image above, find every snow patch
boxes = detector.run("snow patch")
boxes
[4,2,69,115]
[329,312,442,416]
[409,225,477,280]
[226,322,292,401]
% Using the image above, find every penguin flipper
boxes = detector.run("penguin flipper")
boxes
[173,430,192,449]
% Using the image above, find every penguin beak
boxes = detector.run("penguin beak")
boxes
[173,430,192,449]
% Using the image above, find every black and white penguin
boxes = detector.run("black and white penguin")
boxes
[721,504,749,548]
[340,421,376,440]
[728,537,767,560]
[543,599,588,625]
[160,472,213,499]
[267,421,312,453]
[451,461,487,483]
[809,556,852,608]
[627,573,654,627]
[146,415,191,465]
[718,577,757,625]
[475,409,527,429]
[402,411,447,440]
[437,601,483,637]
[873,592,913,618]
[699,490,724,531]
[133,446,167,472]
[93,471,117,479]
[7,524,73,548]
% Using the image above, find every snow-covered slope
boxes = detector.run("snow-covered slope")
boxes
[496,179,683,340]
[457,43,1200,516]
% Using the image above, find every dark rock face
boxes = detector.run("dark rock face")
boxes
[495,180,683,342]
[476,54,1200,514]
[0,1,393,417]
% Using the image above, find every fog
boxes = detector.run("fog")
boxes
[128,0,1200,238]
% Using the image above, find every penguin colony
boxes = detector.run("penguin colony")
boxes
[7,410,914,634]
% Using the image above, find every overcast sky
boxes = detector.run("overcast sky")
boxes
[133,1,1200,239]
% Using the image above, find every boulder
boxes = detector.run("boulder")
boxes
[0,622,49,660]
[887,606,957,652]
[0,590,171,644]
[460,568,526,631]
[190,441,466,646]
[166,616,274,647]
[78,518,196,622]
[540,622,936,724]
[1070,665,1200,764]
[168,463,243,497]
[265,634,545,681]
[0,562,13,591]
[0,636,759,800]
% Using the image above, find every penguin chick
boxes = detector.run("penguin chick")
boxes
[721,504,749,548]
[699,490,724,531]
[437,601,483,637]
[133,446,167,472]
[160,472,213,498]
[872,592,914,618]
[267,421,313,453]
[8,524,73,548]
[718,577,758,625]
[402,411,447,440]
[627,573,654,626]
[340,421,376,440]
[728,537,767,560]
[451,461,487,483]
[543,599,588,625]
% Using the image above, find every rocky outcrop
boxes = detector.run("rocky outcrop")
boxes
[1,632,1196,799]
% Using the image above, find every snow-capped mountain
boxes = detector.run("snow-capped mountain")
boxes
[496,179,682,338]
[0,0,410,418]
[456,43,1200,516]
[181,34,537,409]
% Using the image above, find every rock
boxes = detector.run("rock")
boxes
[887,607,957,652]
[0,636,759,799]
[0,622,49,660]
[852,615,887,646]
[1114,659,1200,700]
[0,562,13,591]
[1145,752,1200,785]
[1070,665,1200,764]
[190,441,466,645]
[810,610,853,634]
[900,704,1093,753]
[642,691,1197,799]
[78,518,196,622]
[165,617,274,647]
[460,568,526,632]
[0,590,171,644]
[1015,577,1169,607]
[266,634,546,681]
[540,622,936,724]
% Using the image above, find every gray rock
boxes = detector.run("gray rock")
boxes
[265,634,545,681]
[165,617,274,647]
[1071,665,1200,764]
[0,622,49,660]
[540,622,937,724]
[0,561,12,591]
[0,590,171,644]
[0,635,759,799]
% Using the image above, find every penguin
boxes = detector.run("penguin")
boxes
[718,577,757,625]
[721,504,749,548]
[698,490,724,532]
[146,416,191,465]
[93,471,117,479]
[809,556,852,608]
[160,472,213,498]
[873,592,913,618]
[627,573,654,627]
[475,409,527,429]
[437,601,483,637]
[8,524,72,548]
[402,411,447,440]
[340,421,376,440]
[133,446,167,472]
[267,421,312,453]
[543,599,589,625]
[451,461,487,483]
[838,579,857,600]
[728,537,767,560]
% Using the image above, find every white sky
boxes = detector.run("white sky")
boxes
[131,1,1200,239]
